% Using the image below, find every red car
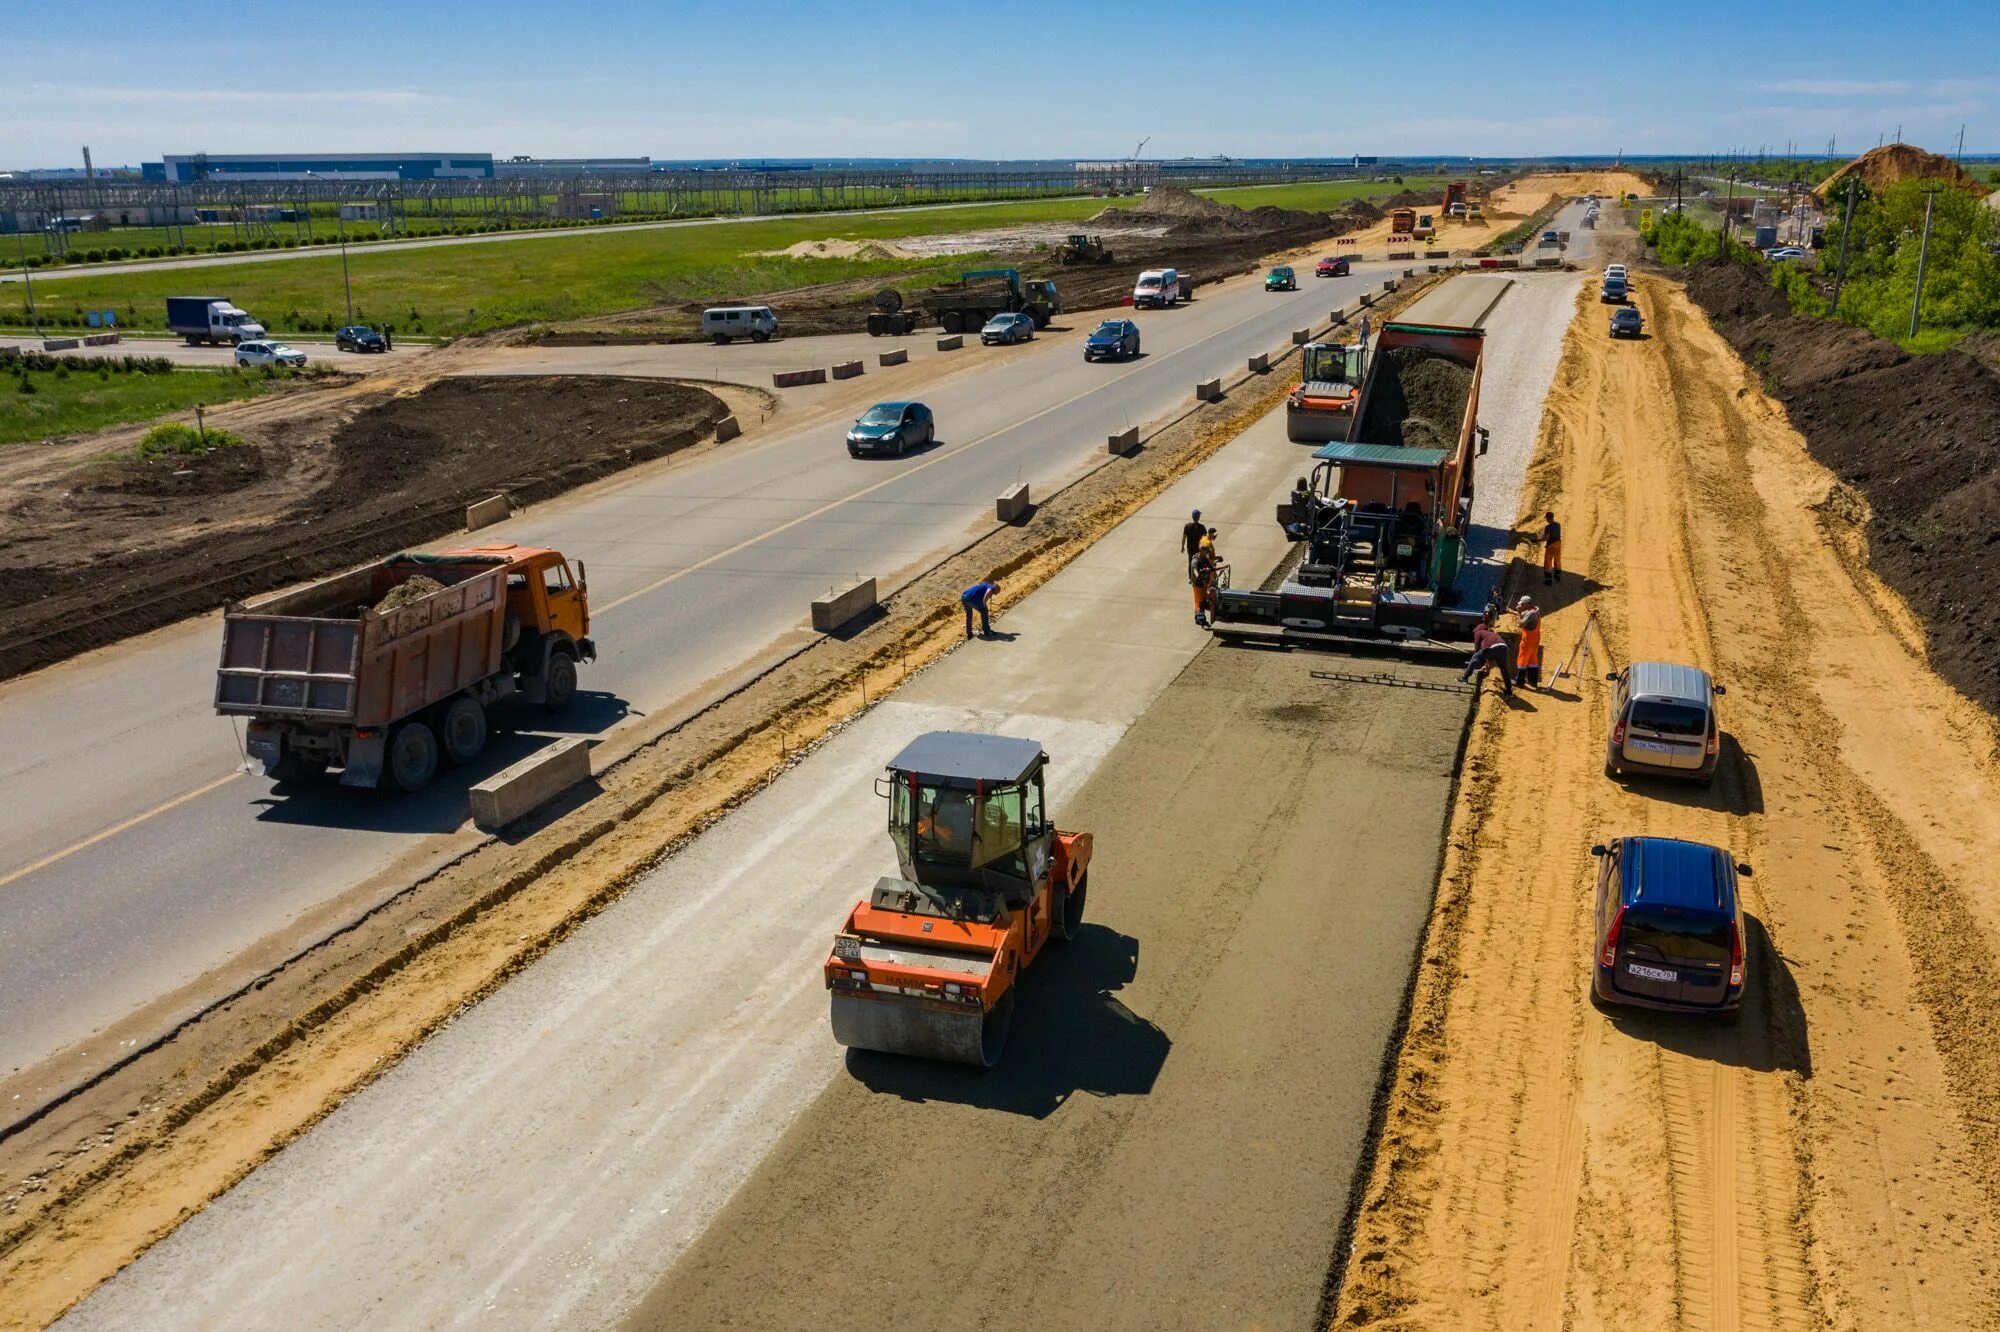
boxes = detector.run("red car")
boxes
[1315,256,1350,277]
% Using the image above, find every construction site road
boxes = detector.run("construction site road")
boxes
[59,355,1472,1331]
[0,334,423,373]
[0,257,1392,1087]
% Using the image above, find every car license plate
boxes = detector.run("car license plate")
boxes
[1629,739,1670,754]
[1628,963,1677,982]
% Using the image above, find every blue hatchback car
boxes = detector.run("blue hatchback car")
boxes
[1590,836,1747,1019]
[1084,319,1140,362]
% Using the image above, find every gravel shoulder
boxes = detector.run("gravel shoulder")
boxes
[1335,276,2000,1330]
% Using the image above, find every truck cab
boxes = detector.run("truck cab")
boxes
[496,546,591,657]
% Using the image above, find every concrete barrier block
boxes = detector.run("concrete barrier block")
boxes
[469,738,590,831]
[41,337,79,351]
[1107,426,1140,456]
[811,576,878,633]
[935,335,963,351]
[1290,328,1311,345]
[715,415,741,442]
[1495,259,1520,270]
[1330,307,1346,324]
[1358,292,1375,308]
[1382,279,1397,292]
[1425,250,1451,259]
[996,482,1030,523]
[1403,268,1416,278]
[1247,353,1269,374]
[831,359,863,380]
[1427,264,1439,273]
[878,349,908,367]
[465,493,510,531]
[772,368,826,388]
[1196,379,1223,403]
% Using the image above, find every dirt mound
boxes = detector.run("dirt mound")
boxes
[758,238,919,261]
[1341,199,1385,223]
[1685,259,2000,713]
[1356,349,1473,450]
[371,574,446,615]
[1090,185,1241,227]
[0,377,729,681]
[1816,143,1988,200]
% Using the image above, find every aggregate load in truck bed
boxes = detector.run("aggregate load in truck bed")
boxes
[1355,348,1474,452]
[0,376,728,682]
[1683,258,2000,715]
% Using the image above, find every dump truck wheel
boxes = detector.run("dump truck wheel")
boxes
[440,695,488,766]
[1055,871,1088,942]
[269,750,328,785]
[388,721,440,793]
[544,650,579,714]
[940,311,963,334]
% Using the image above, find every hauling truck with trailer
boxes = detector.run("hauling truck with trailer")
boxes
[1286,339,1368,442]
[867,268,1061,336]
[1211,319,1489,650]
[214,544,594,792]
[826,731,1092,1067]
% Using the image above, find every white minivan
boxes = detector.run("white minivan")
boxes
[1132,268,1181,309]
[702,306,777,344]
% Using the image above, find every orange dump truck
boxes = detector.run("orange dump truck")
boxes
[827,732,1092,1067]
[1389,207,1417,235]
[214,544,594,791]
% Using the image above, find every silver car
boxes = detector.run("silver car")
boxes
[234,340,307,368]
[1604,661,1724,786]
[981,312,1035,345]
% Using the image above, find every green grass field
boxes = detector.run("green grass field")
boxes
[0,177,1436,341]
[0,364,282,445]
[1197,174,1458,211]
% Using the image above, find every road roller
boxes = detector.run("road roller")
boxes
[825,731,1092,1067]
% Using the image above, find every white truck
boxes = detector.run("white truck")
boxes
[165,295,267,346]
[1132,268,1183,309]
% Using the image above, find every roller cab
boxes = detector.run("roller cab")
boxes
[826,732,1091,1067]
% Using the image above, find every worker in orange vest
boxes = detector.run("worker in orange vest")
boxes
[1513,595,1543,690]
[1540,511,1563,585]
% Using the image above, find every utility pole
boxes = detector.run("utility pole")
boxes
[1830,179,1858,317]
[1910,184,1940,339]
[13,228,42,337]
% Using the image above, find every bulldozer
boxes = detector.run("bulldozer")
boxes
[1056,233,1115,265]
[826,732,1092,1067]
[1285,340,1367,443]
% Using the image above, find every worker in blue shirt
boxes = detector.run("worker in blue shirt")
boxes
[961,580,1000,639]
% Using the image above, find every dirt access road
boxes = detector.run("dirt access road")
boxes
[1336,276,2000,1329]
[1338,171,1652,255]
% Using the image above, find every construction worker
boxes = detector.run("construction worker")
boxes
[961,580,1000,639]
[1190,544,1216,627]
[1459,617,1513,695]
[1540,510,1563,585]
[1182,509,1207,580]
[1513,594,1543,690]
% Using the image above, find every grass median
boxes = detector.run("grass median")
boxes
[0,361,295,445]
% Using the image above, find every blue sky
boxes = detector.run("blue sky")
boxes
[6,0,1996,167]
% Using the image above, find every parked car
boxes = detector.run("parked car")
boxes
[1084,319,1141,362]
[1604,660,1724,785]
[1591,836,1748,1020]
[1315,255,1350,278]
[1265,265,1298,292]
[234,340,307,368]
[1609,307,1644,339]
[846,401,934,458]
[981,312,1036,345]
[1765,246,1809,262]
[701,305,776,344]
[334,325,387,353]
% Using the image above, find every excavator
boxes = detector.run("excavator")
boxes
[825,732,1092,1067]
[1285,339,1367,443]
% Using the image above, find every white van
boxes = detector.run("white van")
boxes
[1132,268,1181,309]
[702,305,777,344]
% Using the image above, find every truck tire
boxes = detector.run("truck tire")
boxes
[440,695,489,766]
[544,650,578,714]
[1055,871,1088,942]
[269,749,328,785]
[939,311,963,334]
[388,721,440,793]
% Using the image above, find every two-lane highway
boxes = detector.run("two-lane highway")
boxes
[0,257,1390,1078]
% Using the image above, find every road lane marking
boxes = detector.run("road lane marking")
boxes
[597,281,1340,616]
[0,771,242,891]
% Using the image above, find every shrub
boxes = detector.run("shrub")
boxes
[134,421,244,460]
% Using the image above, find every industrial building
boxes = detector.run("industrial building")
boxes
[494,156,652,177]
[142,153,495,183]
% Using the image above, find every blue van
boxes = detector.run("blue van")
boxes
[1590,837,1747,1019]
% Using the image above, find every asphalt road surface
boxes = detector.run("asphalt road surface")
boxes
[59,366,1468,1332]
[0,334,421,373]
[0,259,1388,1080]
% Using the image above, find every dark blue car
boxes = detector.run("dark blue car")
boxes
[1084,319,1140,362]
[846,401,935,458]
[1591,836,1747,1019]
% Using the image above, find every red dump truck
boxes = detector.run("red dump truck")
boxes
[214,544,594,792]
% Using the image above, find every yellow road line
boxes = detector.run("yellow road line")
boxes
[0,770,243,891]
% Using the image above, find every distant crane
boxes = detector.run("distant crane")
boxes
[1130,136,1151,161]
